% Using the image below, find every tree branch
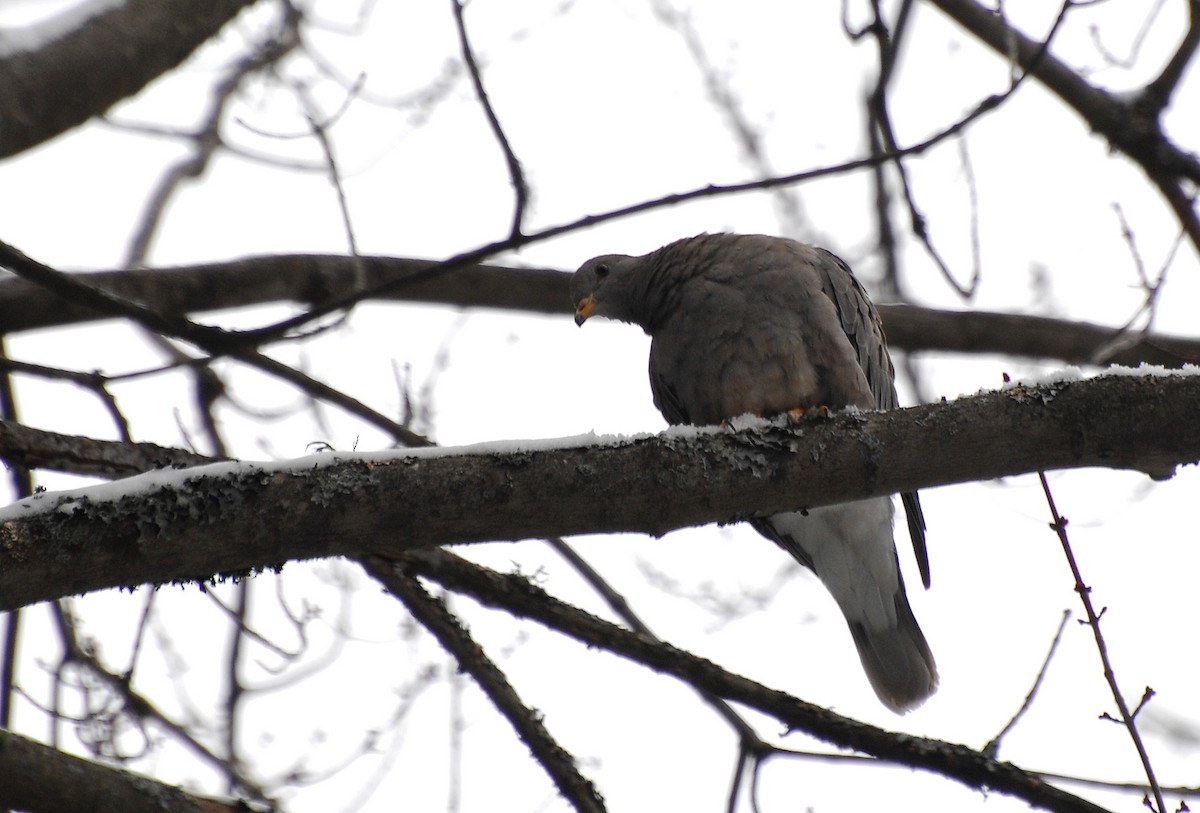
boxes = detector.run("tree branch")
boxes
[0,727,247,813]
[0,420,214,478]
[1,372,1197,611]
[365,559,605,813]
[2,255,1198,366]
[398,548,1112,813]
[0,0,259,159]
[927,0,1200,248]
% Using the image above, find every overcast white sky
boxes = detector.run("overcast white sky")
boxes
[1,1,1198,811]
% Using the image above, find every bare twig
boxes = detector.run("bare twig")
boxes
[232,348,431,447]
[451,0,529,239]
[223,581,249,794]
[364,557,606,813]
[123,7,301,268]
[399,547,1113,813]
[544,536,776,812]
[1037,472,1166,813]
[202,81,1027,347]
[296,77,366,268]
[0,357,135,441]
[45,600,272,800]
[1086,0,1167,72]
[648,0,809,238]
[1139,0,1200,115]
[927,0,1200,250]
[983,609,1071,758]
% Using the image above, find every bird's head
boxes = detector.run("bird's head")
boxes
[570,253,647,328]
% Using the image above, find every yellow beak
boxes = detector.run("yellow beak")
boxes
[574,294,596,326]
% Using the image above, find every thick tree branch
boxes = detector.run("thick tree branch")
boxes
[0,373,1196,612]
[0,421,214,478]
[0,728,245,813]
[0,0,259,158]
[927,0,1200,248]
[1,256,1197,366]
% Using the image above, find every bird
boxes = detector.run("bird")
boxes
[570,232,936,713]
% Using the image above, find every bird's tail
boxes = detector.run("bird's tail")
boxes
[845,573,937,713]
[753,501,937,713]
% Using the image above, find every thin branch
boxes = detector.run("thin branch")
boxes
[1038,472,1165,813]
[122,9,301,268]
[223,582,249,794]
[296,77,366,264]
[451,0,530,239]
[0,356,133,442]
[364,557,606,813]
[1139,0,1200,115]
[200,85,1025,347]
[983,609,1071,758]
[544,535,777,808]
[399,547,1113,813]
[649,0,809,238]
[230,348,432,447]
[0,241,431,448]
[46,601,272,800]
[927,0,1200,251]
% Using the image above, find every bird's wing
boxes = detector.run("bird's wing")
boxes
[813,248,930,588]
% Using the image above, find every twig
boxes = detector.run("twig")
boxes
[45,600,273,801]
[451,0,529,239]
[1086,0,1167,71]
[0,356,132,442]
[1139,0,1200,115]
[123,8,301,268]
[927,0,1200,251]
[1037,472,1166,813]
[223,581,249,794]
[544,536,776,812]
[232,348,432,447]
[364,556,606,813]
[648,0,809,239]
[296,78,366,270]
[399,547,1113,813]
[983,609,1070,758]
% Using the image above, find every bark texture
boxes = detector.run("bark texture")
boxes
[1,373,1196,612]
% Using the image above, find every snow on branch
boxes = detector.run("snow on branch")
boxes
[1,371,1197,611]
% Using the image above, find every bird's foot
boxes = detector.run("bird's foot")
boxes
[785,405,829,424]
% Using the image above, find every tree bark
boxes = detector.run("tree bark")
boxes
[0,728,243,813]
[1,255,1197,365]
[1,372,1196,612]
[0,0,259,158]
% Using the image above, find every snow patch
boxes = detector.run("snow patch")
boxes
[993,363,1200,393]
[0,430,660,522]
[0,0,127,57]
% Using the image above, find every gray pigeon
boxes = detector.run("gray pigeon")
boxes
[570,232,936,712]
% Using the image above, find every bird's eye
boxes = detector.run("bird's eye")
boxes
[594,263,610,279]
